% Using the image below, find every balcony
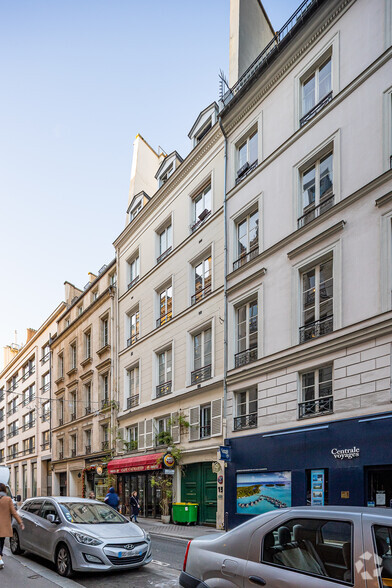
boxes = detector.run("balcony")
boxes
[127,334,139,347]
[128,276,139,290]
[200,425,211,439]
[156,312,172,328]
[71,449,76,458]
[127,395,139,410]
[156,381,172,398]
[234,347,258,368]
[233,247,259,271]
[7,429,18,439]
[299,395,333,419]
[300,91,333,127]
[7,407,18,417]
[22,420,35,432]
[22,368,35,381]
[24,446,35,456]
[234,413,257,431]
[191,208,211,233]
[21,396,35,408]
[102,441,110,451]
[40,382,50,393]
[58,418,64,426]
[157,247,172,264]
[41,413,50,422]
[59,452,64,460]
[235,159,258,185]
[299,315,333,343]
[41,442,50,451]
[101,399,111,410]
[85,445,92,455]
[41,352,50,364]
[191,283,212,306]
[297,193,334,229]
[70,412,77,421]
[0,435,4,443]
[85,405,92,415]
[191,364,212,386]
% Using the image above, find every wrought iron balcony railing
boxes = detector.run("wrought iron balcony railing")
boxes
[200,425,211,439]
[235,347,258,368]
[0,393,3,403]
[70,412,77,421]
[41,413,50,422]
[7,407,18,416]
[40,383,50,393]
[157,247,172,264]
[58,451,64,460]
[156,312,172,328]
[21,420,35,431]
[101,399,111,410]
[300,91,333,127]
[24,447,35,456]
[299,395,333,419]
[191,283,212,305]
[41,442,50,451]
[233,247,259,271]
[234,413,258,431]
[297,193,334,229]
[41,352,50,364]
[128,276,139,290]
[58,418,64,426]
[156,381,172,398]
[22,368,35,381]
[71,449,76,457]
[127,334,139,347]
[7,429,18,439]
[191,209,211,233]
[299,315,333,343]
[21,396,35,408]
[85,445,92,455]
[191,364,212,386]
[127,395,139,409]
[85,406,92,415]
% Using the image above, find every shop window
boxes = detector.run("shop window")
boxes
[300,257,333,343]
[299,365,333,419]
[262,517,352,583]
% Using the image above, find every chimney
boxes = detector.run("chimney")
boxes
[26,328,37,343]
[3,345,19,368]
[88,272,97,283]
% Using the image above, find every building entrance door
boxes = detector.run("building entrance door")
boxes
[366,466,392,508]
[181,462,217,525]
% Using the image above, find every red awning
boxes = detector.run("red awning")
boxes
[107,453,163,474]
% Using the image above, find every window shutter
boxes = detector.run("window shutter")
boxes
[138,420,145,451]
[145,419,154,448]
[116,427,125,453]
[211,399,222,437]
[189,406,200,441]
[171,412,180,444]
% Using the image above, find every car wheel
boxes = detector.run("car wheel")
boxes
[10,529,24,555]
[56,544,73,577]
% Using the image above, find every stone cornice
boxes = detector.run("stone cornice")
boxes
[376,190,392,208]
[287,220,345,259]
[227,267,267,296]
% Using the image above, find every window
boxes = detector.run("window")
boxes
[374,525,392,587]
[9,443,18,460]
[8,420,19,437]
[0,449,4,463]
[192,256,212,305]
[23,411,34,430]
[299,365,333,419]
[129,200,142,221]
[195,119,212,144]
[42,430,50,450]
[110,271,117,286]
[0,408,3,423]
[156,349,172,398]
[58,438,64,459]
[155,416,171,446]
[0,428,4,443]
[22,385,35,407]
[159,164,173,186]
[8,398,17,416]
[42,343,50,363]
[84,330,91,359]
[126,366,139,409]
[300,57,332,126]
[84,383,92,414]
[262,518,352,583]
[101,316,109,347]
[127,309,139,346]
[200,404,211,438]
[78,305,83,316]
[0,387,3,402]
[191,184,212,232]
[58,353,64,378]
[22,465,27,498]
[235,299,258,368]
[58,398,64,425]
[128,256,140,289]
[85,430,92,454]
[236,130,258,183]
[41,372,50,393]
[300,258,333,343]
[91,289,98,302]
[70,392,77,420]
[70,342,77,370]
[41,402,50,421]
[101,425,109,451]
[101,374,109,407]
[298,152,333,228]
[157,224,172,263]
[23,358,35,380]
[192,327,212,385]
[234,210,259,270]
[234,388,257,430]
[157,285,172,327]
[32,463,37,496]
[126,425,138,451]
[70,434,77,457]
[23,436,35,455]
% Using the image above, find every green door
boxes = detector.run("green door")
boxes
[181,462,217,525]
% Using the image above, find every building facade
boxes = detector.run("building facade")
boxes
[50,262,117,499]
[221,0,392,528]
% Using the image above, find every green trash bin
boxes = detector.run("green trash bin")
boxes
[172,502,198,525]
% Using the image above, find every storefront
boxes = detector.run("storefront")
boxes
[83,461,109,500]
[225,411,392,529]
[108,453,163,517]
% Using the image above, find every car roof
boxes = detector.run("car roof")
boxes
[22,496,102,504]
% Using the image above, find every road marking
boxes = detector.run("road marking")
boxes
[151,559,171,567]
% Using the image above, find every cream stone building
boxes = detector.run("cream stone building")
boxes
[50,262,117,499]
[0,304,65,499]
[219,0,392,527]
[111,118,226,527]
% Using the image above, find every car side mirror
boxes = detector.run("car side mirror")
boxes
[47,514,58,524]
[16,495,21,502]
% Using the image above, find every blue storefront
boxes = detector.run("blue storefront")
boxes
[225,411,392,529]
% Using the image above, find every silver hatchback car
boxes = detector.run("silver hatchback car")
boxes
[11,496,152,577]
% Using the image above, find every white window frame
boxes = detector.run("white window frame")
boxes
[126,424,138,450]
[191,183,212,231]
[101,315,109,347]
[155,345,173,399]
[157,221,173,262]
[127,306,140,346]
[101,373,109,404]
[84,329,91,359]
[230,194,262,269]
[228,288,262,370]
[192,327,212,384]
[236,125,258,181]
[192,253,212,305]
[234,208,259,269]
[235,298,258,366]
[299,257,334,344]
[298,364,333,419]
[381,210,392,312]
[70,341,77,370]
[127,252,140,289]
[156,282,173,327]
[383,85,392,171]
[125,362,140,410]
[84,382,92,412]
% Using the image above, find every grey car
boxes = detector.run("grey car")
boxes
[180,506,392,587]
[10,496,152,577]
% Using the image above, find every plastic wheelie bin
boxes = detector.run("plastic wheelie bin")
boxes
[172,502,198,525]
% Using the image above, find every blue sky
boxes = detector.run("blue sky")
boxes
[0,0,299,369]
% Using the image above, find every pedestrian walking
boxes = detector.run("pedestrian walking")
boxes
[130,490,140,523]
[104,487,120,511]
[0,483,24,570]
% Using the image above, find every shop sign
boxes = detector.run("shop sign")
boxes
[310,470,325,506]
[219,446,231,462]
[96,466,103,475]
[163,453,175,468]
[164,469,174,475]
[331,447,360,460]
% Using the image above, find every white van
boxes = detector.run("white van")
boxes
[0,465,21,507]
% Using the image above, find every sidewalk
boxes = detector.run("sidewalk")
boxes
[135,516,224,541]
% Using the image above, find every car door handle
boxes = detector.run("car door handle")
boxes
[249,576,266,586]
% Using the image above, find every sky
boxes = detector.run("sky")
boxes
[0,0,300,370]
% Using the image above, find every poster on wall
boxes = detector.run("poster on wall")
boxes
[236,471,291,515]
[311,470,325,506]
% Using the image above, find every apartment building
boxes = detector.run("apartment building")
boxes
[50,262,117,499]
[110,118,226,526]
[220,0,392,528]
[0,304,65,499]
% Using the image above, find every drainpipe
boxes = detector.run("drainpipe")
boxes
[218,116,228,433]
[110,279,117,456]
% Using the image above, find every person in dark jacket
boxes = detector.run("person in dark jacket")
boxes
[104,487,120,511]
[130,490,140,523]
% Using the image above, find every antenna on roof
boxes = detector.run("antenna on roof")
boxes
[219,69,231,102]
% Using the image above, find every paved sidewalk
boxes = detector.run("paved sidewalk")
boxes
[135,516,223,540]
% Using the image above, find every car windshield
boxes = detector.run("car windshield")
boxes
[59,502,127,524]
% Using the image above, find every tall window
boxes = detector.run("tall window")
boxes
[126,366,139,409]
[70,434,77,457]
[157,349,172,397]
[101,425,109,451]
[22,465,27,499]
[200,404,211,438]
[126,425,138,451]
[234,389,258,430]
[84,330,91,359]
[42,343,50,363]
[237,130,258,182]
[192,256,212,304]
[155,416,171,446]
[157,224,172,263]
[192,184,211,231]
[300,258,333,343]
[32,463,37,497]
[234,210,259,269]
[301,56,332,125]
[157,285,172,327]
[85,383,92,414]
[58,353,64,378]
[127,309,140,346]
[58,438,64,459]
[299,365,333,419]
[101,316,109,347]
[42,430,50,450]
[42,402,50,421]
[101,374,109,406]
[192,328,212,385]
[70,342,77,369]
[41,372,50,393]
[299,152,333,228]
[70,392,77,419]
[235,299,258,368]
[128,256,140,289]
[85,430,92,454]
[58,398,64,425]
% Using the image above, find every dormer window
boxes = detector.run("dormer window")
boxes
[160,164,173,185]
[196,119,212,144]
[155,152,183,189]
[127,191,150,223]
[188,102,218,148]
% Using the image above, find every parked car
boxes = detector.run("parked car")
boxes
[180,506,392,587]
[11,496,152,577]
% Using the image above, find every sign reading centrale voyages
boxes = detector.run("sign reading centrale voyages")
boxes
[331,447,360,460]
